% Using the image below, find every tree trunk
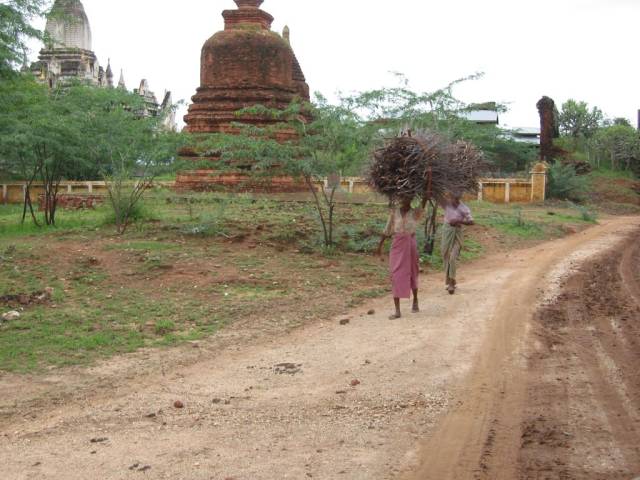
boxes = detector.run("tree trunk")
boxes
[305,175,329,247]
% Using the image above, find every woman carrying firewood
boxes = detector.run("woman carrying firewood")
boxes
[441,192,474,295]
[376,195,429,319]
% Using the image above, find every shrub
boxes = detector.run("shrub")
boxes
[103,197,153,227]
[547,162,589,202]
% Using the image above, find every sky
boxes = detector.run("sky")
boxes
[27,0,640,130]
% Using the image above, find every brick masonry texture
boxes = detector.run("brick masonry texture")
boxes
[178,0,310,191]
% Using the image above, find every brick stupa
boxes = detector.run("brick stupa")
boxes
[177,0,311,191]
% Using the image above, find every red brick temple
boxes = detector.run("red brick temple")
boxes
[177,0,311,191]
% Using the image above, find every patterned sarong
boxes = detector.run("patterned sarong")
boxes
[442,223,463,283]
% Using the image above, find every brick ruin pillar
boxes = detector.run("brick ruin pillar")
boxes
[536,96,557,162]
[530,162,548,202]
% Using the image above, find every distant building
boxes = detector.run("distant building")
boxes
[508,127,541,145]
[30,0,102,87]
[461,110,500,125]
[28,0,176,130]
[462,102,540,146]
[134,80,176,131]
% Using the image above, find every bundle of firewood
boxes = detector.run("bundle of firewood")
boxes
[368,131,485,202]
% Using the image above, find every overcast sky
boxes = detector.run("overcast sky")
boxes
[28,0,640,129]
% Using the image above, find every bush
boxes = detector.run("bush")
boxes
[547,162,589,202]
[103,197,154,226]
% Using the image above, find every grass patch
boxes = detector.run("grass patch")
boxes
[154,319,176,335]
[477,206,545,239]
[0,204,109,238]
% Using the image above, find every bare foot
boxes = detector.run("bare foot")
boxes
[388,313,401,320]
[447,285,456,295]
[412,303,420,313]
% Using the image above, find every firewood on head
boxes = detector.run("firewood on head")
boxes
[367,131,485,204]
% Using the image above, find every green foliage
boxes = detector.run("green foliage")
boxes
[347,73,535,174]
[559,99,604,139]
[591,124,640,173]
[0,76,185,230]
[0,76,102,225]
[0,0,47,78]
[0,77,87,178]
[612,117,632,127]
[103,196,153,226]
[547,162,589,202]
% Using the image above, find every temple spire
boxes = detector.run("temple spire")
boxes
[105,58,113,87]
[283,25,290,44]
[118,69,126,89]
[46,0,93,51]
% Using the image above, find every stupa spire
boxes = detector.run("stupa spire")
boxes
[105,58,114,87]
[118,69,126,89]
[46,0,93,51]
[224,0,273,30]
[234,0,264,8]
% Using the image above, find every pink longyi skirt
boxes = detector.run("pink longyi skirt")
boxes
[389,233,419,299]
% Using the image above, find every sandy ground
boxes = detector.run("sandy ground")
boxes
[1,216,639,480]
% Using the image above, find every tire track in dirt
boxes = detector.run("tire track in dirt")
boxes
[402,216,640,480]
[519,232,640,478]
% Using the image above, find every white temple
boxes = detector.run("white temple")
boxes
[30,0,176,130]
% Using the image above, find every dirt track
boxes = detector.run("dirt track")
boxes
[1,216,639,479]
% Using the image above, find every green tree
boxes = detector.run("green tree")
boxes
[0,77,182,229]
[349,74,535,173]
[0,75,88,225]
[0,0,48,78]
[292,95,375,246]
[612,117,632,127]
[591,124,640,172]
[77,87,184,234]
[558,99,604,138]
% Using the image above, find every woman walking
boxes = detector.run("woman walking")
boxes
[441,193,474,295]
[377,195,427,319]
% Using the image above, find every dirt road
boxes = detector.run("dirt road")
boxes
[1,216,639,480]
